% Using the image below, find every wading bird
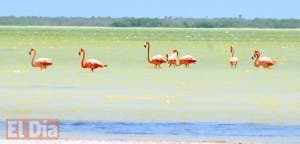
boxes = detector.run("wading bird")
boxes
[79,48,107,72]
[178,55,197,68]
[229,46,238,68]
[166,49,178,68]
[144,41,166,68]
[29,48,53,70]
[251,50,276,69]
[172,49,197,68]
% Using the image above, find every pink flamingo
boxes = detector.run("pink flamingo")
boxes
[229,46,238,68]
[178,55,197,68]
[171,50,197,68]
[251,50,276,69]
[144,41,166,68]
[79,48,107,72]
[29,48,53,70]
[166,50,178,68]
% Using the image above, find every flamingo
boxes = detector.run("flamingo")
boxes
[178,55,197,68]
[166,49,178,68]
[78,48,107,72]
[171,50,197,68]
[144,41,166,68]
[29,48,53,70]
[229,46,238,68]
[251,50,276,69]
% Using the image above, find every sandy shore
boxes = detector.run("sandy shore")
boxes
[0,140,237,144]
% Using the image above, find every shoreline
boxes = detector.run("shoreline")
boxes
[1,25,300,30]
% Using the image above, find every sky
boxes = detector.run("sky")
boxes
[0,0,299,19]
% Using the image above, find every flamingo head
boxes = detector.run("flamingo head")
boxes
[251,50,260,60]
[172,49,179,56]
[29,47,36,55]
[144,41,150,48]
[79,48,84,55]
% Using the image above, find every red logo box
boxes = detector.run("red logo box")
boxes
[6,119,59,140]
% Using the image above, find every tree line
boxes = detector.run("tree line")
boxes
[1,16,300,28]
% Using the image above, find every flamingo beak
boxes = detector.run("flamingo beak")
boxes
[29,51,31,55]
[79,52,81,55]
[251,56,254,60]
[144,45,146,48]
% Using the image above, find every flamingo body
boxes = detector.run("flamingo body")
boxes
[150,55,167,64]
[230,57,238,65]
[34,58,53,67]
[256,57,276,68]
[179,55,197,68]
[84,59,107,69]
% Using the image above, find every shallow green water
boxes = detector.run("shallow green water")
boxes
[0,26,299,124]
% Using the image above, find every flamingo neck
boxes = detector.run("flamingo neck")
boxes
[147,44,151,63]
[31,50,36,67]
[81,51,86,68]
[175,51,181,66]
[254,55,260,67]
[231,48,234,58]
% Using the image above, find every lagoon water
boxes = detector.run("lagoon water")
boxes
[0,26,299,143]
[0,122,300,143]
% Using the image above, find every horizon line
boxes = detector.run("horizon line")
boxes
[1,16,300,20]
